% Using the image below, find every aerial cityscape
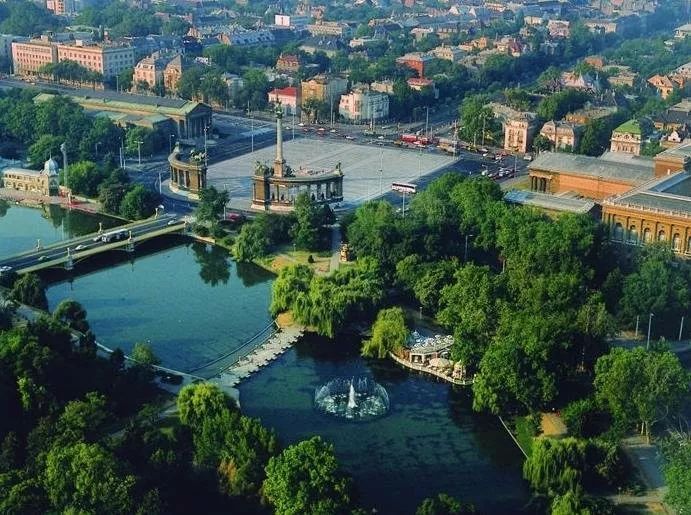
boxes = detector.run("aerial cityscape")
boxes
[0,0,690,513]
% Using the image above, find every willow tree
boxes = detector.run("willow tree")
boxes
[361,307,408,359]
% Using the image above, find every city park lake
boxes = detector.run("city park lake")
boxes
[1,204,529,513]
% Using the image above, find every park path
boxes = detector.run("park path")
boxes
[328,224,341,275]
[606,435,672,514]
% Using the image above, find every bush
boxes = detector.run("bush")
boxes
[195,225,210,237]
[307,255,315,264]
[562,397,611,438]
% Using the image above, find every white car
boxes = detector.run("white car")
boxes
[74,244,87,251]
[0,266,12,273]
[298,122,305,127]
[167,219,179,226]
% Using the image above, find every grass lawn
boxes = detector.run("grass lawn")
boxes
[514,415,536,457]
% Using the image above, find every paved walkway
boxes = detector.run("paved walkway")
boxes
[328,224,341,275]
[1,188,102,214]
[609,436,672,514]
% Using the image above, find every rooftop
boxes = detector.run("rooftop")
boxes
[34,91,208,117]
[606,171,691,218]
[656,140,691,161]
[504,189,596,214]
[529,152,654,184]
[613,119,642,135]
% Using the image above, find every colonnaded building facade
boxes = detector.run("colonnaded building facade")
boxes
[251,105,344,212]
[526,141,691,257]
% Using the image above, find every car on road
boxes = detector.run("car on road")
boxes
[167,219,179,226]
[377,135,384,140]
[330,129,337,133]
[37,255,48,262]
[523,154,533,161]
[345,135,355,140]
[74,244,87,251]
[0,266,12,273]
[298,122,305,127]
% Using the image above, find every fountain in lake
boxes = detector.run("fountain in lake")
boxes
[314,377,390,421]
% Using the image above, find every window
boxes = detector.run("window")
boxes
[643,228,652,243]
[612,223,624,241]
[628,226,638,244]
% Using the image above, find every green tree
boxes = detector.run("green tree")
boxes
[437,264,497,366]
[131,341,160,367]
[57,392,109,443]
[233,220,270,262]
[594,347,688,442]
[532,134,552,153]
[119,184,158,220]
[10,273,47,310]
[263,436,352,515]
[291,192,322,251]
[416,493,474,515]
[62,161,104,197]
[217,415,279,497]
[618,245,690,335]
[458,95,496,145]
[53,299,89,333]
[177,383,232,427]
[536,90,590,121]
[361,307,408,359]
[661,435,691,513]
[27,135,62,168]
[523,438,587,497]
[116,67,134,91]
[195,186,228,225]
[43,442,135,513]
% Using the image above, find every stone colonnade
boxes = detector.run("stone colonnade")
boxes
[270,180,343,203]
[530,175,550,193]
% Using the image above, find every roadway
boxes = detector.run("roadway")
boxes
[0,214,180,273]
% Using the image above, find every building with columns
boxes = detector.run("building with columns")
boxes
[168,145,207,200]
[603,170,691,256]
[251,105,344,212]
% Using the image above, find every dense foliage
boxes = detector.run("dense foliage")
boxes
[263,436,353,515]
[361,307,409,359]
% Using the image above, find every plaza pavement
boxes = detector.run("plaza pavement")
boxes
[205,138,457,210]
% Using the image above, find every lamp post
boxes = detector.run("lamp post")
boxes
[203,126,208,167]
[137,140,143,166]
[169,134,175,154]
[464,234,474,262]
[646,312,654,350]
[379,149,384,196]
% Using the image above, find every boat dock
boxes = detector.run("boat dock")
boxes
[389,352,474,386]
[218,325,303,388]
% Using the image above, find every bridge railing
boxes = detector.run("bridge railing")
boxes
[0,216,176,264]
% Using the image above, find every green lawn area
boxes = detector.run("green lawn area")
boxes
[514,415,535,457]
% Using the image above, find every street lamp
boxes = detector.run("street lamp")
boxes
[169,134,175,154]
[203,126,209,167]
[464,234,474,262]
[137,140,143,166]
[646,312,654,350]
[154,204,164,218]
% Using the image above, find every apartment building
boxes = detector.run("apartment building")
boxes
[57,41,134,78]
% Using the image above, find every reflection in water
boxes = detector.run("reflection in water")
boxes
[192,242,231,286]
[0,199,8,218]
[235,261,275,288]
[0,205,121,258]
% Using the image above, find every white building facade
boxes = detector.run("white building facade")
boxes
[339,89,389,122]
